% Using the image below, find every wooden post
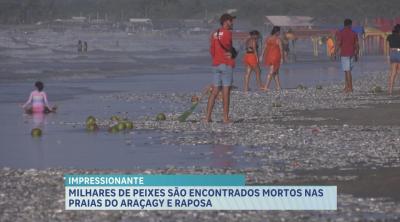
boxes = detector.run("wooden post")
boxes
[384,34,389,56]
[312,37,317,57]
[292,40,297,62]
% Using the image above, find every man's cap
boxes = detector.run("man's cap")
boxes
[220,13,236,24]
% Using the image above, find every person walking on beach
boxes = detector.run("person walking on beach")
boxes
[77,40,83,53]
[387,24,400,95]
[335,19,359,93]
[262,26,283,92]
[205,13,236,123]
[243,30,262,92]
[83,41,88,53]
[281,34,290,63]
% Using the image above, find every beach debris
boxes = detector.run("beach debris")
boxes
[297,84,307,90]
[116,122,126,131]
[156,113,166,121]
[46,105,58,113]
[110,115,121,122]
[191,95,199,104]
[370,86,383,94]
[291,161,301,168]
[30,128,42,137]
[124,121,134,130]
[311,127,321,134]
[86,116,96,125]
[105,119,134,133]
[178,104,198,122]
[85,116,99,132]
[272,102,282,108]
[108,125,119,133]
[86,123,99,132]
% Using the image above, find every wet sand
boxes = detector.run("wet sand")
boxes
[284,101,400,126]
[3,72,400,221]
[292,167,400,202]
[1,26,399,221]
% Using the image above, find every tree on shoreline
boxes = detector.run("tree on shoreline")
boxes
[0,0,399,25]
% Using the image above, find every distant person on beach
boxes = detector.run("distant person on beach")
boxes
[243,30,262,92]
[285,29,297,61]
[205,13,236,123]
[326,36,336,60]
[83,41,88,52]
[387,24,400,95]
[281,33,290,62]
[22,81,56,114]
[77,40,83,53]
[335,19,359,93]
[262,26,283,92]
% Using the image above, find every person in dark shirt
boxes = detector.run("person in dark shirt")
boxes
[387,24,400,95]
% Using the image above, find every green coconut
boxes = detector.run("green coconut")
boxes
[297,84,307,90]
[156,113,166,121]
[124,121,134,130]
[86,116,96,125]
[110,115,121,122]
[86,123,98,132]
[117,122,126,131]
[108,125,119,133]
[31,128,42,137]
[272,102,282,108]
[371,86,383,93]
[191,95,199,104]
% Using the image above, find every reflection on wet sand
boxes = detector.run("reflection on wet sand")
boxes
[211,144,235,168]
[31,112,46,128]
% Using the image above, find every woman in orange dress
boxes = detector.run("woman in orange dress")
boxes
[326,36,335,60]
[243,30,262,92]
[262,26,283,91]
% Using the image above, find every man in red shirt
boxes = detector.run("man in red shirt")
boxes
[205,13,236,123]
[335,19,359,93]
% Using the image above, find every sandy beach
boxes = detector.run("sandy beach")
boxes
[1,26,400,221]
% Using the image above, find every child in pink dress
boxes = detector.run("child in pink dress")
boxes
[22,81,55,114]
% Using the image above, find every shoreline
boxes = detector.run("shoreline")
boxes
[1,69,400,221]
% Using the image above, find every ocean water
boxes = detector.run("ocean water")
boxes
[0,26,389,169]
